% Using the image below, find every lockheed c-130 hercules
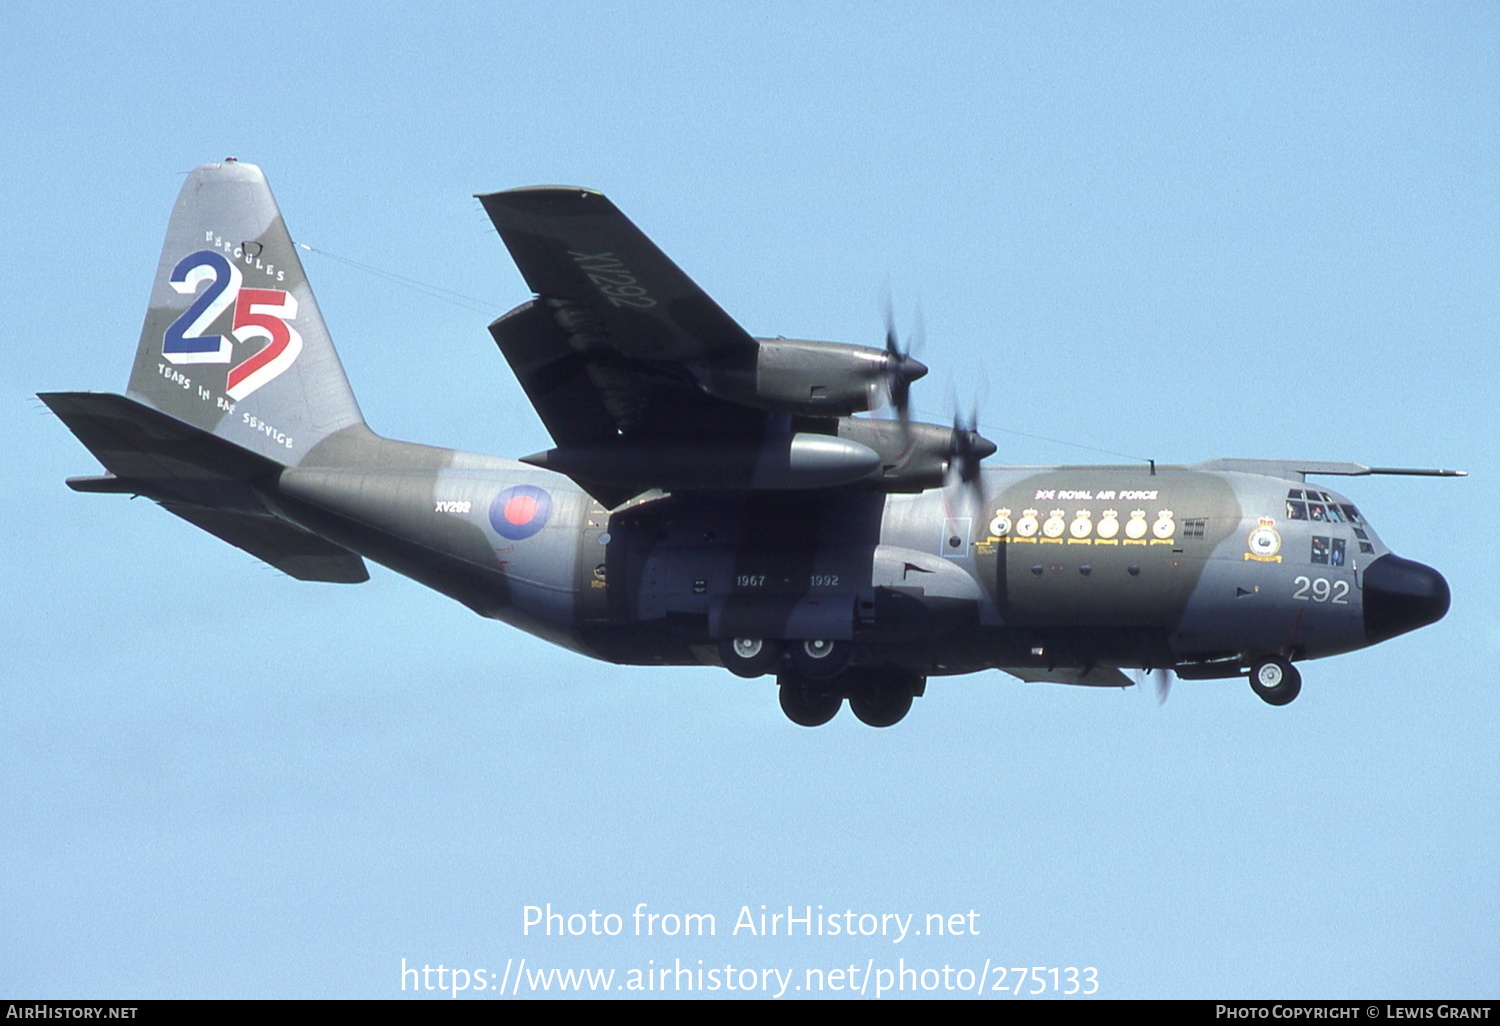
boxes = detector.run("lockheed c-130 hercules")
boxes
[42,161,1460,726]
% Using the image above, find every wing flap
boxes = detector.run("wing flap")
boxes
[489,300,621,446]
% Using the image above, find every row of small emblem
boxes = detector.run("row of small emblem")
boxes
[989,508,1177,541]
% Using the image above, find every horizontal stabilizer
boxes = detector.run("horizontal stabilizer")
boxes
[41,390,367,583]
[41,391,281,511]
[162,504,368,583]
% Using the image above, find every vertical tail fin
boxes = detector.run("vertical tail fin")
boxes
[125,159,364,465]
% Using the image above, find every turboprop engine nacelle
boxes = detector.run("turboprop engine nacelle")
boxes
[695,338,928,416]
[522,430,882,494]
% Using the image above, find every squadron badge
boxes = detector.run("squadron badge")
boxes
[1245,517,1283,562]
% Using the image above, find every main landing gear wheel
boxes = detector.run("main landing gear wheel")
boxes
[718,637,781,678]
[849,684,913,728]
[845,669,922,727]
[778,680,842,727]
[788,638,852,679]
[1249,656,1302,706]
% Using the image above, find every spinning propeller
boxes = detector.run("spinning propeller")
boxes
[878,293,996,498]
[1134,666,1174,705]
[948,404,995,488]
[879,295,928,424]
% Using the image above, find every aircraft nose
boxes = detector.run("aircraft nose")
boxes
[1363,554,1450,644]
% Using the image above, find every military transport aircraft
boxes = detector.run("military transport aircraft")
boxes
[42,160,1459,726]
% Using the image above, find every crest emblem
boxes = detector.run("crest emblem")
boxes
[1246,516,1282,560]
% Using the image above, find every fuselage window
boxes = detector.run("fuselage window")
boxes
[1287,500,1308,520]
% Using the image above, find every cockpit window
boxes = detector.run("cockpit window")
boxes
[1288,489,1361,526]
[1311,535,1350,566]
[1310,536,1348,566]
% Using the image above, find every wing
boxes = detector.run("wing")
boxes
[487,297,761,447]
[1000,666,1135,688]
[479,188,787,506]
[479,188,903,508]
[479,186,765,447]
[478,187,759,365]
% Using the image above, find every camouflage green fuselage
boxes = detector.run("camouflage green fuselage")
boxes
[272,427,1381,678]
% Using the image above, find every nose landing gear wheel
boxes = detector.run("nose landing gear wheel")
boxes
[778,682,842,727]
[788,638,852,679]
[1249,656,1302,706]
[718,637,781,678]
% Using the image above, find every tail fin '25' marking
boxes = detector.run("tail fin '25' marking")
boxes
[162,250,304,400]
[125,160,365,466]
[163,250,240,364]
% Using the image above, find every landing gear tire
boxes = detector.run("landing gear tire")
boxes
[778,681,842,727]
[788,638,852,679]
[718,637,781,678]
[1249,657,1302,706]
[849,684,913,727]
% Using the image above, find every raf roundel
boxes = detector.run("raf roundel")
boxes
[490,484,553,540]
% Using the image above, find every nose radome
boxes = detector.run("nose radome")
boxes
[1364,554,1450,644]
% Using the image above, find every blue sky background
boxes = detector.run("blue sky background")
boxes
[2,1,1495,999]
